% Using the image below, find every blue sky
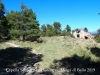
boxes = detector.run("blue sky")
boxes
[2,0,100,32]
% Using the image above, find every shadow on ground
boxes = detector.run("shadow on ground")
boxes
[50,54,100,75]
[90,47,100,57]
[0,47,45,75]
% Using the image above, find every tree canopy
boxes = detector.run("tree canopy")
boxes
[41,24,47,36]
[65,24,71,36]
[97,29,100,35]
[84,27,88,32]
[6,3,40,41]
[53,22,61,36]
[0,1,9,41]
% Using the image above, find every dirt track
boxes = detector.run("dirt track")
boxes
[5,42,20,47]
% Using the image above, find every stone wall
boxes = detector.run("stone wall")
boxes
[72,30,93,39]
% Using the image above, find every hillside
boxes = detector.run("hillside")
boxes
[0,36,100,75]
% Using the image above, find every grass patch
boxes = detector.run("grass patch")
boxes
[0,36,100,73]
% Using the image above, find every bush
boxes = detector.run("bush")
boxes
[94,35,100,43]
[25,36,40,41]
[37,38,43,43]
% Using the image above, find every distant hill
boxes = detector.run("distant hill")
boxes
[90,31,98,35]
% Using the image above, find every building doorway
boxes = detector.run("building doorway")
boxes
[77,34,80,38]
[85,36,88,39]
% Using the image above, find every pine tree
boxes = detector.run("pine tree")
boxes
[97,29,100,35]
[6,3,40,41]
[61,29,67,36]
[84,27,88,32]
[75,28,80,32]
[47,24,55,36]
[53,22,61,36]
[41,24,47,36]
[0,1,9,40]
[65,24,71,36]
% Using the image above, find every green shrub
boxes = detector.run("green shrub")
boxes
[94,35,100,43]
[37,38,43,43]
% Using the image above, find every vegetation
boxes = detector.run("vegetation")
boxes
[97,28,100,35]
[53,22,61,36]
[0,1,9,41]
[6,3,40,41]
[84,27,88,32]
[0,1,100,75]
[41,24,47,36]
[1,36,100,75]
[46,24,55,36]
[0,0,74,42]
[65,24,71,36]
[94,28,100,43]
[37,37,44,43]
[61,29,67,36]
[94,35,100,43]
[0,1,74,41]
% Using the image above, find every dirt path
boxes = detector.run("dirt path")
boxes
[5,42,20,47]
[5,42,39,54]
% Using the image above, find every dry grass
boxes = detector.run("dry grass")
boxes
[0,42,10,49]
[1,36,100,70]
